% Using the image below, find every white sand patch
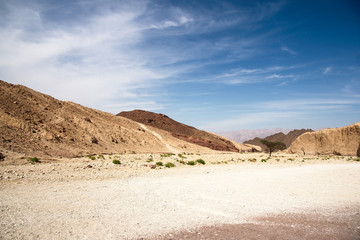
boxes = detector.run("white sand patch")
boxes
[1,162,360,239]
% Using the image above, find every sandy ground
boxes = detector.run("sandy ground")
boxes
[1,153,360,239]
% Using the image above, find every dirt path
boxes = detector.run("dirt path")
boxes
[1,163,360,239]
[138,123,179,153]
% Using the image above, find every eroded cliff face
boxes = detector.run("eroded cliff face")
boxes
[288,122,360,156]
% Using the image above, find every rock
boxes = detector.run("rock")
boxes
[288,122,360,156]
[91,137,98,144]
[0,152,4,161]
[150,164,156,169]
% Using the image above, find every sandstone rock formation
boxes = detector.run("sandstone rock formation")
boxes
[118,110,251,152]
[244,129,314,151]
[288,122,360,156]
[0,80,213,157]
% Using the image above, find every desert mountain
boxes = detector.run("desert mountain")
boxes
[243,129,314,151]
[0,80,217,158]
[288,122,360,156]
[118,110,251,152]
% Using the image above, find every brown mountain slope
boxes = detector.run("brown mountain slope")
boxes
[244,129,314,150]
[0,80,213,158]
[118,110,250,152]
[288,122,360,156]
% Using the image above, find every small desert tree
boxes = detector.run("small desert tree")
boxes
[261,140,286,157]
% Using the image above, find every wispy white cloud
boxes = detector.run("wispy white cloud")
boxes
[281,45,297,55]
[0,0,176,112]
[0,0,288,115]
[218,65,301,85]
[266,74,294,79]
[323,66,333,74]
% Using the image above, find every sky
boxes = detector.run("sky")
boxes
[1,0,359,132]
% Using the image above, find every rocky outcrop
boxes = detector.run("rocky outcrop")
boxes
[288,122,360,156]
[244,129,313,151]
[118,110,251,152]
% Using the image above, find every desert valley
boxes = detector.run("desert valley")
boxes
[1,80,360,239]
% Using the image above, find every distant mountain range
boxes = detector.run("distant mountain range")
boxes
[218,128,292,143]
[244,129,314,151]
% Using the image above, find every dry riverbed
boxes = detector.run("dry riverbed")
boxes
[1,153,360,239]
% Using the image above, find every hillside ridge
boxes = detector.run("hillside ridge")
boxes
[0,80,216,158]
[117,110,250,152]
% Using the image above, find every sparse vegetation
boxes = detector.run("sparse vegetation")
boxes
[98,155,105,159]
[261,159,267,162]
[195,159,205,165]
[86,155,96,160]
[156,161,163,166]
[160,153,174,158]
[112,160,121,164]
[165,162,175,168]
[28,157,40,163]
[177,159,186,164]
[146,158,153,162]
[178,153,186,159]
[186,161,195,165]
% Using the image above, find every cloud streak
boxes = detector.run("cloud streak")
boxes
[323,66,333,74]
[281,45,297,55]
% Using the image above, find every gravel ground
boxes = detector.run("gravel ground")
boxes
[1,160,360,239]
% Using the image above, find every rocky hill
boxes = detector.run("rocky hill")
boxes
[118,110,251,152]
[288,122,360,156]
[0,80,215,158]
[244,129,314,150]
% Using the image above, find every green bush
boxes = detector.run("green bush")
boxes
[178,153,186,159]
[160,153,174,158]
[86,155,96,160]
[112,160,121,164]
[186,161,195,165]
[28,157,40,163]
[195,159,205,165]
[98,155,105,159]
[156,161,163,166]
[165,162,175,168]
[146,158,153,162]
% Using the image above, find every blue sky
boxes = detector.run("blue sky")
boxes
[1,0,359,132]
